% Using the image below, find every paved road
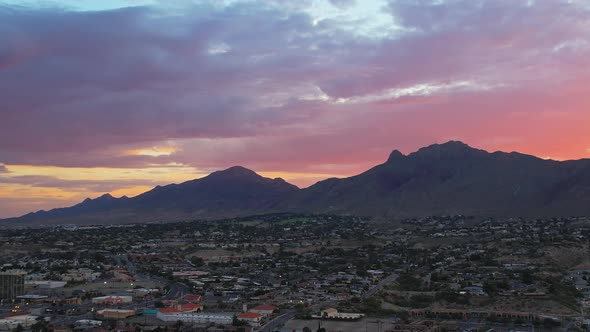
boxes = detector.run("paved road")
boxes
[458,320,536,332]
[259,310,297,332]
[258,299,337,332]
[259,273,398,331]
[164,282,190,301]
[362,273,398,300]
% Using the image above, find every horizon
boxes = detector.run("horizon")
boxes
[1,0,590,218]
[3,140,587,219]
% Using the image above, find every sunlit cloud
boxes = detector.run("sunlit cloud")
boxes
[126,146,181,157]
[208,42,231,55]
[332,80,496,105]
[1,0,590,218]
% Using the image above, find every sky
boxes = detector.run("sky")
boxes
[0,0,589,218]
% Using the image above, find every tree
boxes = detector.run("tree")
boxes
[190,257,204,267]
[232,317,247,327]
[521,270,534,284]
[174,320,183,332]
[31,317,49,332]
[13,324,24,332]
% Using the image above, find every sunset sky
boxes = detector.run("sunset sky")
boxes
[1,0,590,218]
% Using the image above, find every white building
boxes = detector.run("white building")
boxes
[156,310,233,325]
[91,295,133,304]
[315,308,364,320]
[26,281,67,289]
[0,315,39,330]
[237,312,262,326]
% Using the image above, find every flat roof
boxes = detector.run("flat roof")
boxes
[16,294,48,299]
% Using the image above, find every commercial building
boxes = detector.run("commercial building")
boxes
[0,271,25,301]
[25,280,67,289]
[15,294,48,304]
[237,312,262,326]
[250,304,278,317]
[0,314,38,330]
[315,308,364,320]
[156,309,234,325]
[91,295,133,305]
[96,309,136,319]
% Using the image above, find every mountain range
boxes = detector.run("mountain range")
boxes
[3,141,590,226]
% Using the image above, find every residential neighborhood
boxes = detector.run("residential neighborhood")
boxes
[0,214,589,332]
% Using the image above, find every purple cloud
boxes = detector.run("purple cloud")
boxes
[0,0,588,174]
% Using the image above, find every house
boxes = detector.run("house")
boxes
[250,304,278,317]
[237,312,263,326]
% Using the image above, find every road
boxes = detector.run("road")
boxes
[259,273,398,331]
[258,299,336,332]
[164,282,190,301]
[362,273,398,300]
[458,319,537,332]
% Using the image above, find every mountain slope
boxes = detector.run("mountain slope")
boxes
[287,141,590,217]
[3,141,590,226]
[2,166,298,226]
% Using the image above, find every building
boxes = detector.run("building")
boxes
[183,294,203,303]
[0,271,25,301]
[96,309,135,319]
[316,308,364,320]
[15,294,48,304]
[0,314,38,330]
[156,310,233,325]
[174,303,203,313]
[74,320,103,329]
[237,312,262,326]
[61,268,101,282]
[91,295,133,305]
[250,304,278,317]
[25,280,67,289]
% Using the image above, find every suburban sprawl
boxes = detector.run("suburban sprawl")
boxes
[1,214,590,332]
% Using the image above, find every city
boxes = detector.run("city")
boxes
[2,0,590,331]
[0,214,589,331]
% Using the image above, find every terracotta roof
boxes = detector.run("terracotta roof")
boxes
[159,308,182,314]
[238,312,262,319]
[178,303,203,311]
[252,304,278,311]
[183,294,202,302]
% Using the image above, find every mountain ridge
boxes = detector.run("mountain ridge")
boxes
[3,141,590,226]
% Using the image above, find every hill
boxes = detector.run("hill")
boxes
[3,141,590,226]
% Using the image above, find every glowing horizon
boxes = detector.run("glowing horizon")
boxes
[1,0,590,218]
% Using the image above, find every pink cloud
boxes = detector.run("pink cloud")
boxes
[0,0,588,210]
